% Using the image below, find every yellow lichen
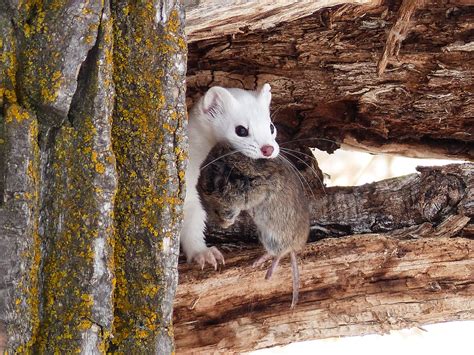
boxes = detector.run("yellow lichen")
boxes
[31,9,116,351]
[110,4,186,351]
[12,110,41,353]
[39,70,62,103]
[1,29,18,104]
[5,104,30,123]
[95,162,105,174]
[35,118,114,352]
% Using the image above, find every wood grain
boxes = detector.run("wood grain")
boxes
[185,0,378,42]
[175,234,474,353]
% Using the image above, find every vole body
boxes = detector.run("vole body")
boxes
[182,84,280,269]
[198,143,309,307]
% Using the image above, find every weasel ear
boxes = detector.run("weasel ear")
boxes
[202,86,235,119]
[258,83,272,106]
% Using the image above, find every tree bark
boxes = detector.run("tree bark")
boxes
[174,164,474,353]
[110,1,187,353]
[186,0,473,160]
[0,1,187,353]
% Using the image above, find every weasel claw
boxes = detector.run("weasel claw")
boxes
[192,247,225,270]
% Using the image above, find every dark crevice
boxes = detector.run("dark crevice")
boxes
[0,112,5,205]
[67,7,104,128]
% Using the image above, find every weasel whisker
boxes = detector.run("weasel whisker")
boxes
[200,150,239,170]
[277,155,305,193]
[279,147,317,161]
[278,155,316,201]
[280,149,326,195]
[270,105,284,121]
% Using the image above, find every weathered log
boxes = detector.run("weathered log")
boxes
[184,0,377,42]
[204,163,473,242]
[0,1,187,353]
[186,0,474,160]
[175,233,473,353]
[311,163,473,236]
[174,166,473,353]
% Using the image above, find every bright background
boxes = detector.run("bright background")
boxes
[312,148,461,187]
[252,321,474,355]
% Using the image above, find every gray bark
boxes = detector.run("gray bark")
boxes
[0,1,187,353]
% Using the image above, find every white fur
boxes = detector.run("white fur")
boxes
[182,84,279,264]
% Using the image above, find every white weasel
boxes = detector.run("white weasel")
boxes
[182,83,279,268]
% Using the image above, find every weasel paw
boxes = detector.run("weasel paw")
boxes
[192,247,225,270]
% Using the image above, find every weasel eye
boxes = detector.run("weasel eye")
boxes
[270,123,275,134]
[235,125,249,137]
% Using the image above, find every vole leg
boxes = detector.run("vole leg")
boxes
[252,253,273,268]
[290,252,299,308]
[265,255,282,280]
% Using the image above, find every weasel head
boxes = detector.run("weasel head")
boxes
[198,83,279,159]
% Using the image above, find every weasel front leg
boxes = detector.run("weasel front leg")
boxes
[181,195,224,270]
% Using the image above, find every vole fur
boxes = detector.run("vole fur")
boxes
[198,143,309,307]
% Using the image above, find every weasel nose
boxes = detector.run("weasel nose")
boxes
[260,145,274,157]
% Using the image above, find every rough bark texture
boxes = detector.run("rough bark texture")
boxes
[182,0,474,349]
[311,163,473,236]
[0,1,187,353]
[179,9,474,349]
[186,0,473,160]
[174,164,474,353]
[110,1,187,353]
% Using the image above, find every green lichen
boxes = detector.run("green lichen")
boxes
[110,4,186,352]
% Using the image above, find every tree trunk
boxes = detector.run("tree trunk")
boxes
[0,1,187,353]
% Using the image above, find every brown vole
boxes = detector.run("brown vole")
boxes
[198,143,310,307]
